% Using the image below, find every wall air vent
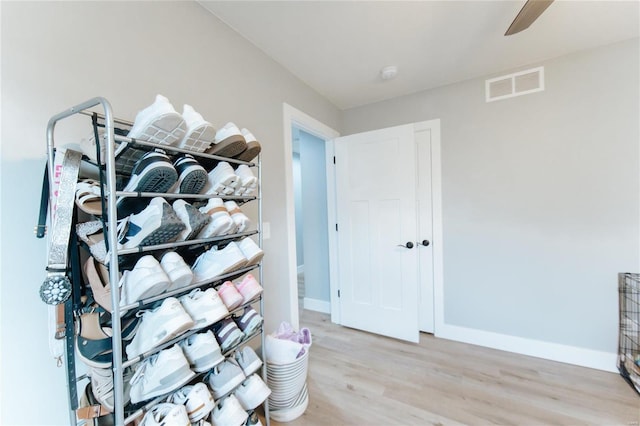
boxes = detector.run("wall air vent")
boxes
[485,66,544,102]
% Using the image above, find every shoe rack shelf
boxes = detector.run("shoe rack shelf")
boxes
[45,97,269,425]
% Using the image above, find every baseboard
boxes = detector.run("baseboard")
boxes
[303,297,331,314]
[297,265,304,275]
[436,323,618,373]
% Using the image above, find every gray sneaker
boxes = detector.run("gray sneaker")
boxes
[206,359,246,398]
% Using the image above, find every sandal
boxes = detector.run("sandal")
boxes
[76,309,114,368]
[76,306,140,368]
[76,221,107,264]
[84,256,120,312]
[75,179,104,216]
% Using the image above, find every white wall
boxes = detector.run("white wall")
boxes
[293,153,304,268]
[299,130,331,303]
[343,39,640,356]
[0,2,340,424]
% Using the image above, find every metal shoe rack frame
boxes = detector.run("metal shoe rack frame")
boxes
[46,97,269,425]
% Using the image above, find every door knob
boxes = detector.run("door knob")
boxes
[397,242,414,249]
[419,240,430,247]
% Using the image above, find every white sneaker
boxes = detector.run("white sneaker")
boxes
[179,288,229,330]
[233,346,263,377]
[127,95,187,146]
[167,382,215,422]
[205,162,238,196]
[118,197,185,249]
[207,360,246,398]
[173,199,211,241]
[211,395,248,426]
[234,374,271,410]
[198,198,236,238]
[119,255,171,306]
[245,411,263,426]
[236,128,262,163]
[179,330,225,373]
[237,237,264,266]
[224,201,251,233]
[215,122,244,145]
[234,165,258,196]
[89,366,133,412]
[160,251,194,290]
[191,242,248,282]
[178,104,216,153]
[126,297,195,358]
[130,345,195,404]
[140,402,191,426]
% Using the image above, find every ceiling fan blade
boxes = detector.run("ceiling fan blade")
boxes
[505,0,554,36]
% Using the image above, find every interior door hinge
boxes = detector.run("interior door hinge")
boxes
[335,223,338,231]
[333,156,336,164]
[338,289,341,298]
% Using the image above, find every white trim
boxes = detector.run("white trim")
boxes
[325,138,340,324]
[437,323,617,372]
[283,103,340,330]
[411,120,443,336]
[303,297,331,314]
[420,119,445,337]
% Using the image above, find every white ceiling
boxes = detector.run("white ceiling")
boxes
[200,1,640,110]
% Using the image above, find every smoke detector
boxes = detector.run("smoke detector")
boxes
[380,66,398,81]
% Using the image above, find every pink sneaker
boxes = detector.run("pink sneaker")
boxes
[235,274,263,303]
[218,281,244,311]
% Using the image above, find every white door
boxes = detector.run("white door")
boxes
[334,124,419,342]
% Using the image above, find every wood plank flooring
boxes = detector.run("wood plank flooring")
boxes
[269,310,640,425]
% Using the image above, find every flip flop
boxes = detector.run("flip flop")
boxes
[75,179,104,216]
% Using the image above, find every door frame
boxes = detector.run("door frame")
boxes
[283,103,340,329]
[413,119,444,334]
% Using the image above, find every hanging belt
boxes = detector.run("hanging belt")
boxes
[40,149,82,305]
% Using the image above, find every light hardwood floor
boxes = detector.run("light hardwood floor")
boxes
[270,310,639,425]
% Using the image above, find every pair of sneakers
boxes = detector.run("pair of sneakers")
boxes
[198,199,251,238]
[211,306,262,354]
[191,238,263,283]
[125,288,229,358]
[118,197,186,249]
[207,358,269,409]
[204,161,258,197]
[217,274,264,312]
[129,344,195,404]
[128,94,216,153]
[118,252,193,307]
[117,149,208,217]
[206,122,262,163]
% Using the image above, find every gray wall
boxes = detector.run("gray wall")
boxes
[0,2,340,424]
[343,38,639,353]
[299,130,331,303]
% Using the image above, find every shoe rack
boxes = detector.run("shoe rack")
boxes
[45,97,269,425]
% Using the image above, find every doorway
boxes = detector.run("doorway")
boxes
[282,104,340,330]
[292,126,331,313]
[283,106,443,339]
